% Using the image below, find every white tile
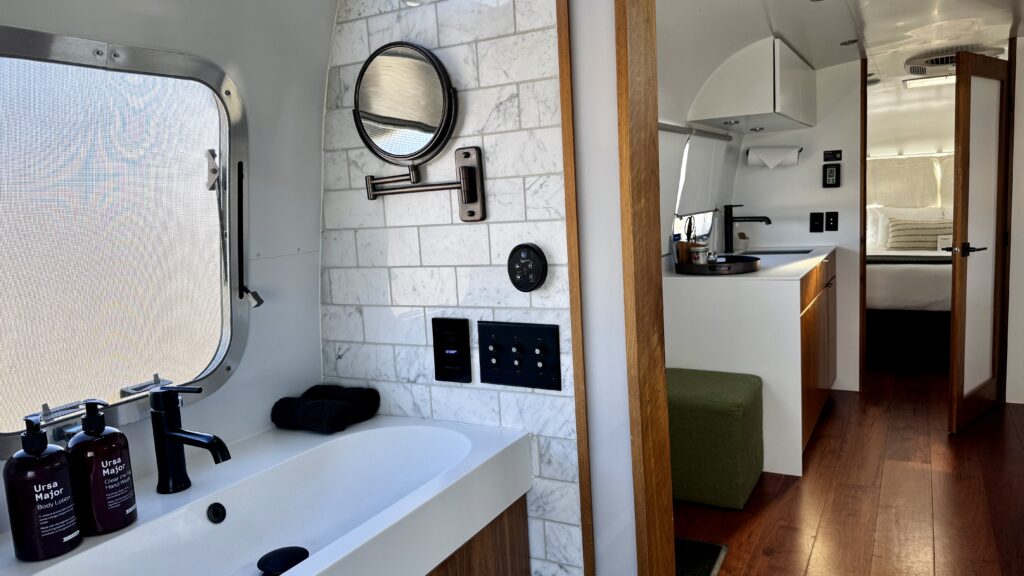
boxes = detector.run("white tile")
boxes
[323,342,339,377]
[538,437,578,482]
[322,270,333,305]
[500,392,576,439]
[519,79,561,128]
[324,190,385,229]
[331,20,369,66]
[455,86,520,137]
[322,230,357,267]
[363,306,427,344]
[390,267,458,305]
[367,5,438,50]
[384,190,452,226]
[484,128,563,177]
[339,64,362,108]
[435,44,478,90]
[326,67,343,109]
[334,342,396,381]
[348,148,393,189]
[329,268,391,305]
[419,225,490,265]
[325,108,362,150]
[494,308,571,349]
[420,135,483,183]
[530,558,583,576]
[321,305,365,341]
[436,0,515,46]
[489,221,568,264]
[457,266,531,308]
[544,522,583,568]
[451,178,524,223]
[527,478,581,524]
[431,386,500,426]
[425,307,494,345]
[525,175,566,219]
[324,150,350,190]
[530,265,569,308]
[356,228,421,267]
[516,0,557,31]
[478,29,557,86]
[531,434,541,476]
[528,517,546,559]
[394,345,435,383]
[337,0,399,22]
[374,382,432,418]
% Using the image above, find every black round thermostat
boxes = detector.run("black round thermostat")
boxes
[508,243,548,292]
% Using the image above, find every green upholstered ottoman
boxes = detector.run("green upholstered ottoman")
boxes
[666,368,763,509]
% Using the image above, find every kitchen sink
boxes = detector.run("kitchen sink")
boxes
[676,255,761,275]
[742,249,813,255]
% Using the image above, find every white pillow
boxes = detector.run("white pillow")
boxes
[876,206,945,247]
[866,206,883,248]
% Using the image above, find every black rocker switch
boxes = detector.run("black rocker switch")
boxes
[432,318,471,383]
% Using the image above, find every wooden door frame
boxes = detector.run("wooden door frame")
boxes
[614,0,677,573]
[555,0,596,573]
[948,47,1015,432]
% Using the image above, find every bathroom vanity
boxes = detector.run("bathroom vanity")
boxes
[663,246,837,476]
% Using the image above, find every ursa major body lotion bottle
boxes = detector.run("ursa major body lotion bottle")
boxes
[3,416,82,562]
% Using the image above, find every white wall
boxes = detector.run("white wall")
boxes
[730,61,862,392]
[0,0,333,530]
[867,82,955,156]
[570,0,640,574]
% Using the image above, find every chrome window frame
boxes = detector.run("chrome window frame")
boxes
[0,25,250,451]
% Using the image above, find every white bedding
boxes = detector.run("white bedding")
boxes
[866,247,952,311]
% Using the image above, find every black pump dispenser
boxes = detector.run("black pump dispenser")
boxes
[80,400,107,436]
[68,400,137,536]
[4,415,82,561]
[20,416,47,456]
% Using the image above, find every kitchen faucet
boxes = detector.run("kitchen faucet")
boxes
[723,204,772,253]
[149,386,231,494]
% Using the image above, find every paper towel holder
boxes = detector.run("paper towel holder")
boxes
[745,147,803,158]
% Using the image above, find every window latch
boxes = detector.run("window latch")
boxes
[206,149,220,191]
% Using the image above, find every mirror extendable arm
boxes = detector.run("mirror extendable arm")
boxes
[364,147,486,222]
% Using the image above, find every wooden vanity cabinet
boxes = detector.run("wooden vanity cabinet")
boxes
[799,250,837,447]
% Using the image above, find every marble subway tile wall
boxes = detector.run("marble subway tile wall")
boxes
[322,0,583,573]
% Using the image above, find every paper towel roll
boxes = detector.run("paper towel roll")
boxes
[747,147,801,169]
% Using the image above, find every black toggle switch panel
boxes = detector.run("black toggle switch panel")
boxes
[478,321,560,391]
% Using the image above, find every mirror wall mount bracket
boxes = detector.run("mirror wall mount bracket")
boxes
[364,147,486,222]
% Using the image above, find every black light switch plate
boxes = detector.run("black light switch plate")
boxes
[810,212,824,233]
[432,318,471,383]
[478,321,561,391]
[825,211,839,231]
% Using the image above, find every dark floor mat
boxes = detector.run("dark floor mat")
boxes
[676,539,727,576]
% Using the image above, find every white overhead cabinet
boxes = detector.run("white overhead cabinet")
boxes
[688,37,816,134]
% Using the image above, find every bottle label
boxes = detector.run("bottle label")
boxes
[99,456,136,513]
[33,480,77,539]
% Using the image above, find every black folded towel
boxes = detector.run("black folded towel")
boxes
[271,386,380,434]
[301,385,380,423]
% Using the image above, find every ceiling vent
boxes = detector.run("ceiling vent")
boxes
[904,45,1004,76]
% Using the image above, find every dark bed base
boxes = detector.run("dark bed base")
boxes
[866,309,951,374]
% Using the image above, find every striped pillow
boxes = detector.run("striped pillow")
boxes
[886,218,954,250]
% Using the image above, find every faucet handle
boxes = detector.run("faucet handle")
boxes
[150,386,203,411]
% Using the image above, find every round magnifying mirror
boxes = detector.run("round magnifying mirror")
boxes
[353,42,457,166]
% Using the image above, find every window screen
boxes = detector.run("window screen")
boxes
[0,57,228,432]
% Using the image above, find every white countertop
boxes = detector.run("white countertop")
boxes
[664,245,835,281]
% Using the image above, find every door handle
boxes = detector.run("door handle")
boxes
[944,243,988,255]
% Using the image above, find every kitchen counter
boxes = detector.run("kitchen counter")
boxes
[665,245,834,280]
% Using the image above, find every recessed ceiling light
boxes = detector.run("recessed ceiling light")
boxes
[903,75,956,89]
[840,39,859,46]
[723,120,740,126]
[750,127,765,133]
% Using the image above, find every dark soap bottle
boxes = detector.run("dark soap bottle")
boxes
[68,401,137,536]
[3,416,82,562]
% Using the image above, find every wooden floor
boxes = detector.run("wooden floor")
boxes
[674,371,1024,576]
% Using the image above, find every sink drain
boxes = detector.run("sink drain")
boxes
[258,546,310,576]
[206,502,227,524]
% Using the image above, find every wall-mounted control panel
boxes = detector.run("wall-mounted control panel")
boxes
[432,318,472,383]
[825,211,839,231]
[478,321,560,391]
[507,243,548,292]
[809,212,824,233]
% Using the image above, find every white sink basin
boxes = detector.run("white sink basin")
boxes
[1,417,531,576]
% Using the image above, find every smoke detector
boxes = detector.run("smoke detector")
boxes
[904,45,1004,76]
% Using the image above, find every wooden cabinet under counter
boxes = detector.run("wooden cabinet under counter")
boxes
[663,246,837,476]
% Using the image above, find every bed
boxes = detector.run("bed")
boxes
[866,247,951,311]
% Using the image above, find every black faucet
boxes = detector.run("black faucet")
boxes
[149,386,231,494]
[723,204,772,254]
